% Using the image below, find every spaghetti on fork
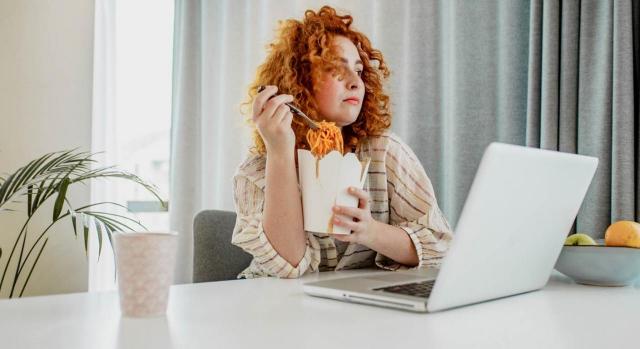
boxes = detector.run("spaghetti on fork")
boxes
[306,121,344,158]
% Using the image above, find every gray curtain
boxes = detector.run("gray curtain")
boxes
[171,0,637,282]
[389,1,531,225]
[392,0,635,237]
[525,0,635,235]
[635,0,640,226]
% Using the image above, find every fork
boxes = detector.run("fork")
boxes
[257,86,320,130]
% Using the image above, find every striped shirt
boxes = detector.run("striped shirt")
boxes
[231,131,453,279]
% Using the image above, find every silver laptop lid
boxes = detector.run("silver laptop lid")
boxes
[427,143,598,312]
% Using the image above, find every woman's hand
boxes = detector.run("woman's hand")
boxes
[331,186,421,267]
[252,85,296,155]
[330,187,379,246]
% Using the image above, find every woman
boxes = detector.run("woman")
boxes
[232,6,452,279]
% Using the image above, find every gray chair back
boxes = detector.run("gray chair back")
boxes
[193,210,252,282]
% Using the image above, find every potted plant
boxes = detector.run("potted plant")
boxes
[0,149,165,298]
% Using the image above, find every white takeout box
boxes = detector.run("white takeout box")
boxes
[297,149,370,234]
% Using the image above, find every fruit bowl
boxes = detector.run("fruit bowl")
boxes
[555,239,640,286]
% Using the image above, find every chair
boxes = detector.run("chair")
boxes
[193,210,252,282]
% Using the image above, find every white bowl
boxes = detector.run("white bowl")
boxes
[554,239,640,286]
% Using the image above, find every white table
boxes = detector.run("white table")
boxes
[0,270,638,349]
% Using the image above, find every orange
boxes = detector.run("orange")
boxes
[604,221,640,248]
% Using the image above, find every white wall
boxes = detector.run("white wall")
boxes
[0,0,95,297]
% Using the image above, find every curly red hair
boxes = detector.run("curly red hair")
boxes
[243,6,392,155]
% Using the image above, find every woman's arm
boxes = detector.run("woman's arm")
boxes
[376,136,453,270]
[367,220,419,266]
[331,135,452,270]
[262,150,306,266]
[253,85,306,267]
[231,171,321,278]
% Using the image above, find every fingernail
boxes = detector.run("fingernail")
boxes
[349,187,355,192]
[333,206,340,212]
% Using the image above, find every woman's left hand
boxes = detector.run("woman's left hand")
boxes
[330,186,378,246]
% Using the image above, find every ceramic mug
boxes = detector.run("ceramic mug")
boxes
[114,232,177,317]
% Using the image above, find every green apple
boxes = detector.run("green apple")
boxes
[564,233,596,246]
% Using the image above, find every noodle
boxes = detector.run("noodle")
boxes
[305,121,344,158]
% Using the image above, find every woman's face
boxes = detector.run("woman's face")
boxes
[312,36,365,127]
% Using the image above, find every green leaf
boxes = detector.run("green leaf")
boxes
[82,211,146,230]
[98,221,117,278]
[0,150,94,214]
[52,178,70,221]
[38,172,65,210]
[83,213,136,234]
[0,172,16,205]
[30,180,45,216]
[19,238,49,297]
[27,185,33,217]
[100,223,116,262]
[75,201,129,212]
[0,150,67,207]
[102,222,116,249]
[72,169,164,207]
[83,218,89,257]
[70,211,78,237]
[15,153,55,193]
[95,220,103,259]
[3,158,40,203]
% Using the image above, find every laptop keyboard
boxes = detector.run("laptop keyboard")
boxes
[374,280,435,298]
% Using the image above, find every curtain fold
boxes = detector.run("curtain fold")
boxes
[634,0,640,220]
[170,0,203,284]
[90,0,117,292]
[171,0,638,283]
[609,0,635,224]
[526,0,635,235]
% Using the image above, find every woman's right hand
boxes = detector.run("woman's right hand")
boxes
[252,85,296,156]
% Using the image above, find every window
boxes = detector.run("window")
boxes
[90,0,174,291]
[114,0,174,228]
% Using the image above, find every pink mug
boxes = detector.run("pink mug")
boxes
[114,232,177,317]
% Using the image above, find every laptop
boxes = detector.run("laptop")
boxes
[303,142,598,313]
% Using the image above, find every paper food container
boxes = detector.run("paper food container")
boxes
[297,149,370,235]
